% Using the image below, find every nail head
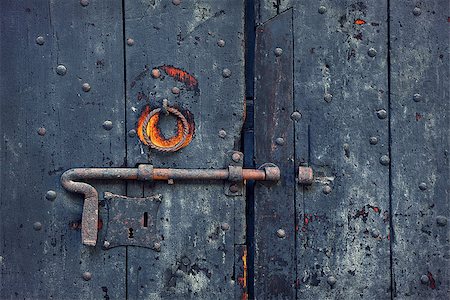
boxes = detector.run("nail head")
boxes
[218,129,227,138]
[369,137,378,145]
[36,36,45,45]
[45,190,57,201]
[217,39,225,47]
[323,185,332,194]
[291,111,302,121]
[274,47,283,57]
[126,38,135,46]
[82,83,91,92]
[324,93,333,103]
[318,6,327,14]
[380,155,390,166]
[222,68,231,78]
[37,127,46,136]
[368,48,377,57]
[276,228,286,238]
[56,65,67,76]
[103,120,113,130]
[275,137,285,146]
[82,272,92,281]
[33,222,42,231]
[418,182,427,191]
[376,109,387,119]
[151,69,161,78]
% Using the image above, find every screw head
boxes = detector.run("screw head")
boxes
[218,129,227,138]
[229,184,239,193]
[37,127,46,136]
[153,242,161,251]
[217,39,225,47]
[436,216,448,226]
[420,274,429,284]
[380,155,390,166]
[276,228,286,238]
[368,48,377,57]
[413,93,422,102]
[232,152,241,163]
[369,136,378,145]
[275,137,285,146]
[103,120,113,130]
[45,190,57,201]
[56,65,67,76]
[318,6,327,14]
[418,182,427,191]
[128,129,137,137]
[274,47,283,57]
[290,111,302,121]
[82,83,91,92]
[151,69,161,78]
[171,87,180,94]
[324,93,333,103]
[222,68,231,78]
[221,223,230,231]
[172,0,181,5]
[82,272,92,281]
[33,222,42,231]
[413,7,421,16]
[376,109,387,119]
[36,36,45,45]
[323,185,332,194]
[327,276,337,286]
[80,0,89,6]
[126,38,134,46]
[103,241,110,248]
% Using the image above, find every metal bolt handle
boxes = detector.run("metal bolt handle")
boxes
[61,163,280,246]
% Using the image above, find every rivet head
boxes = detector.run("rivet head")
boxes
[369,136,378,145]
[82,83,91,92]
[376,109,387,119]
[80,0,89,7]
[290,111,302,121]
[380,155,390,166]
[171,87,180,94]
[36,36,45,45]
[103,241,110,249]
[222,68,231,78]
[217,39,225,47]
[37,127,46,136]
[128,129,137,137]
[274,47,283,57]
[323,185,332,194]
[181,256,190,266]
[413,7,421,16]
[327,276,337,286]
[221,223,230,231]
[229,184,239,193]
[151,69,161,78]
[103,120,113,130]
[56,65,67,76]
[418,182,427,191]
[276,229,286,238]
[420,275,429,284]
[371,229,380,238]
[218,129,227,138]
[275,137,285,146]
[324,93,333,103]
[33,222,42,231]
[232,152,241,163]
[436,216,448,226]
[318,6,327,14]
[413,93,422,102]
[45,190,57,201]
[172,0,181,5]
[82,272,92,281]
[126,38,134,46]
[368,48,377,57]
[153,242,161,251]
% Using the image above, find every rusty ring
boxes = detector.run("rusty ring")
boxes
[141,106,190,152]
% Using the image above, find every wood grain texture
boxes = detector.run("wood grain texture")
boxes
[390,0,449,298]
[256,0,293,24]
[293,1,390,298]
[124,0,246,298]
[0,1,126,299]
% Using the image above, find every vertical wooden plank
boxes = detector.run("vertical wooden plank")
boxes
[390,1,449,298]
[256,0,293,24]
[124,1,246,298]
[254,9,296,299]
[0,1,126,298]
[293,1,390,298]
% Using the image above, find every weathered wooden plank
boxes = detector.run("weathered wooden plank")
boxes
[124,0,246,298]
[293,1,390,298]
[390,1,449,298]
[254,9,296,299]
[0,1,126,298]
[256,0,293,24]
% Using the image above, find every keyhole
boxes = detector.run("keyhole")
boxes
[128,228,134,239]
[143,212,148,227]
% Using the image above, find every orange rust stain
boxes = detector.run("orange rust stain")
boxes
[354,19,366,25]
[137,106,151,143]
[238,248,248,300]
[160,65,199,91]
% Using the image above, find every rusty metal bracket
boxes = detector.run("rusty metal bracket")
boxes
[61,156,280,246]
[298,166,314,185]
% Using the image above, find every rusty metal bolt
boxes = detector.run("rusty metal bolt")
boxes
[172,0,181,5]
[298,166,314,185]
[274,47,283,57]
[327,276,337,286]
[276,228,286,238]
[151,68,161,78]
[56,65,67,76]
[153,242,161,252]
[368,48,377,57]
[275,137,285,146]
[290,111,302,121]
[82,272,92,281]
[103,120,113,130]
[323,185,332,195]
[33,222,42,231]
[380,155,390,166]
[82,83,91,92]
[103,241,110,249]
[413,93,422,102]
[80,0,89,7]
[229,184,239,193]
[436,216,447,226]
[376,109,387,119]
[412,7,421,16]
[221,223,230,231]
[324,93,333,103]
[418,182,427,191]
[217,39,225,47]
[369,136,378,145]
[37,127,46,136]
[222,68,231,78]
[232,152,241,163]
[318,6,327,14]
[126,38,134,46]
[218,129,227,138]
[128,129,136,137]
[420,275,429,284]
[45,190,57,201]
[36,36,45,45]
[171,87,180,94]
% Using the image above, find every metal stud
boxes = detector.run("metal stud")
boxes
[154,242,161,251]
[103,120,113,130]
[103,241,110,249]
[36,36,45,45]
[217,39,225,47]
[128,129,137,137]
[276,229,286,238]
[229,184,239,193]
[222,68,231,78]
[420,275,429,284]
[126,38,134,46]
[37,127,46,136]
[80,0,89,7]
[376,109,387,119]
[33,222,42,231]
[369,136,378,145]
[291,111,302,121]
[82,272,92,281]
[274,47,283,57]
[380,155,390,166]
[232,153,241,163]
[45,190,57,201]
[436,216,447,226]
[275,137,285,146]
[218,129,227,138]
[172,0,181,5]
[324,93,333,103]
[82,83,91,92]
[221,223,230,231]
[318,6,327,14]
[413,93,422,102]
[418,182,427,191]
[56,65,67,76]
[151,69,161,78]
[327,276,337,286]
[368,48,377,57]
[171,87,180,94]
[323,185,332,194]
[412,7,421,16]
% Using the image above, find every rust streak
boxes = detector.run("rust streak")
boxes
[160,65,199,92]
[354,19,366,25]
